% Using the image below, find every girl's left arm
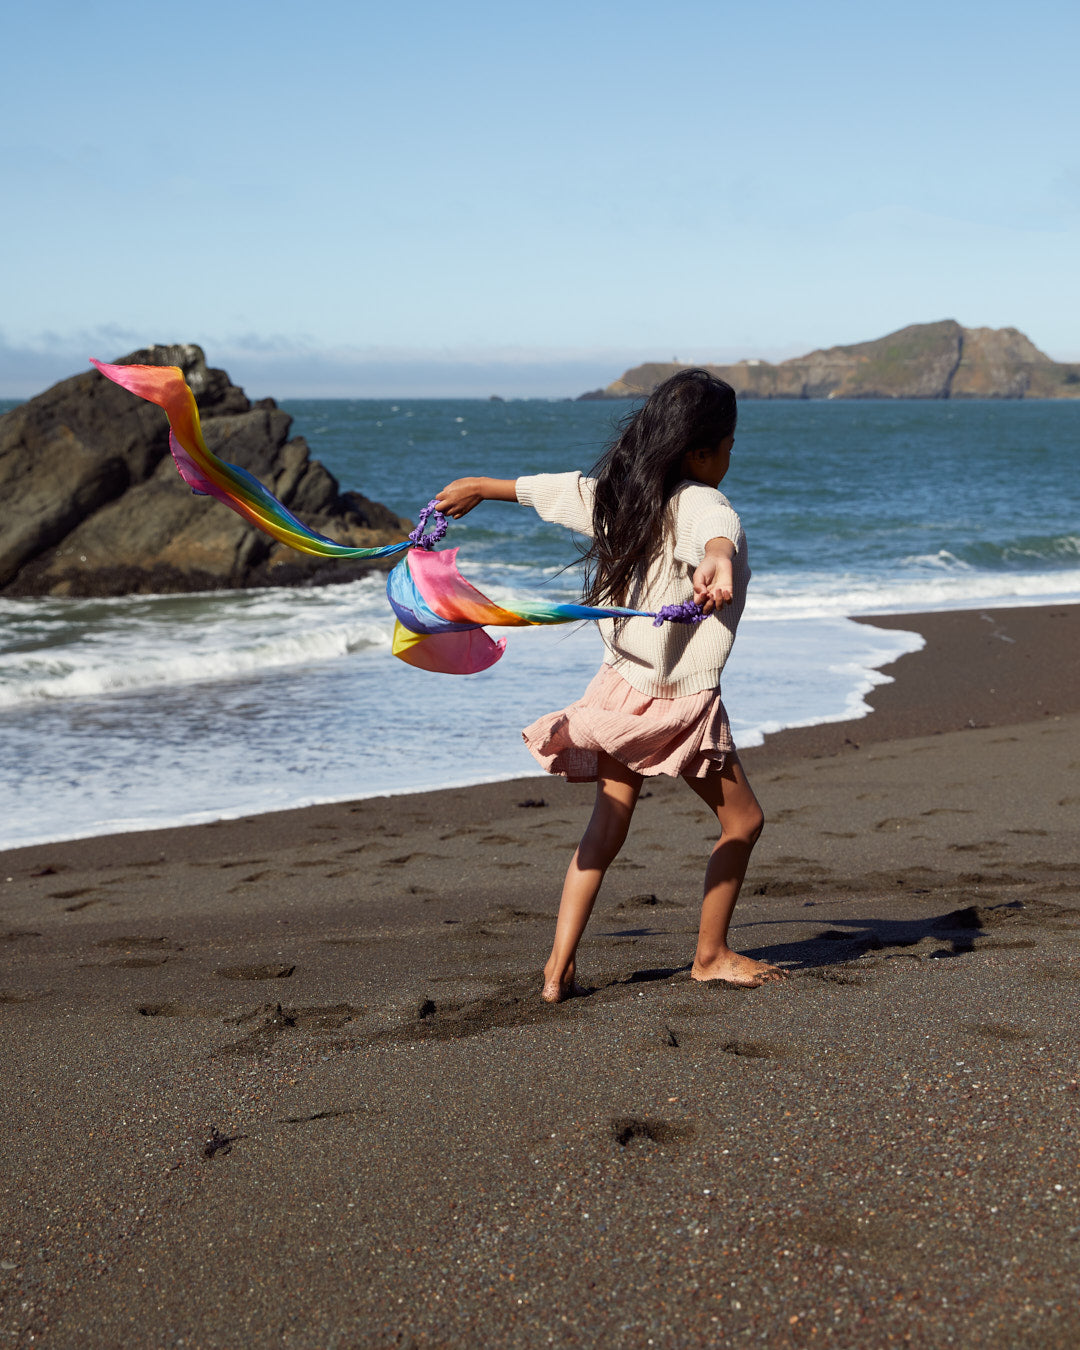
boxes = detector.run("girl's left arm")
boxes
[435,477,519,519]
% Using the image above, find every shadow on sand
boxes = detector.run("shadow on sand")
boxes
[737,899,1030,970]
[601,899,1034,991]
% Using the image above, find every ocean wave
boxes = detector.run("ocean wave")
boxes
[980,534,1080,565]
[0,620,389,708]
[901,535,1080,571]
[744,568,1080,620]
[899,549,974,571]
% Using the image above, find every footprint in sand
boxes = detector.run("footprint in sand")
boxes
[610,1117,695,1147]
[280,1108,361,1125]
[138,1002,219,1018]
[964,1021,1032,1041]
[96,938,177,965]
[1032,964,1080,983]
[804,968,866,986]
[614,894,685,912]
[215,964,296,980]
[721,1039,786,1059]
[378,853,437,867]
[752,880,806,897]
[221,1002,363,1055]
[97,936,175,949]
[790,1214,897,1254]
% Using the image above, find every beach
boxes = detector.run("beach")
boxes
[2,600,1079,1347]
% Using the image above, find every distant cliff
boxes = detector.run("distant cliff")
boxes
[581,321,1080,401]
[0,345,412,598]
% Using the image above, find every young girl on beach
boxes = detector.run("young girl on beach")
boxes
[435,370,784,1003]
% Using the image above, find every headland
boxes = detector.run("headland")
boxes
[581,320,1080,401]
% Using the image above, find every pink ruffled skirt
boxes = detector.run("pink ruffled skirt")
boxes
[522,663,735,783]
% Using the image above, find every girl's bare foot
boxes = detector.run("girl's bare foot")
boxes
[691,950,787,987]
[540,977,587,1004]
[541,959,587,1003]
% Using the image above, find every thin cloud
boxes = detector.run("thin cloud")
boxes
[0,332,789,400]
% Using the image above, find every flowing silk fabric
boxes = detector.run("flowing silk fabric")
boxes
[90,361,414,560]
[387,548,652,674]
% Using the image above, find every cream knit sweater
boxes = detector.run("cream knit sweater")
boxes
[515,471,750,698]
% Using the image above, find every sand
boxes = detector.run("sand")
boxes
[1,602,1078,1348]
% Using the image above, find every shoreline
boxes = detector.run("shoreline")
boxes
[3,598,1076,862]
[743,598,1080,769]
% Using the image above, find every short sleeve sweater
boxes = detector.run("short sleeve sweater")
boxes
[515,471,750,698]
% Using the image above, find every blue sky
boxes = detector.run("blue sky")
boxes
[2,0,1077,396]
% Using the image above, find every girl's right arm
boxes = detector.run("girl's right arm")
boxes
[693,536,737,613]
[434,477,519,519]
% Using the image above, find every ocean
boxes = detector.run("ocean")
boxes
[1,398,1078,849]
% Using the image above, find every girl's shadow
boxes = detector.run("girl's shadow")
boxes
[605,900,1026,988]
[734,898,1025,971]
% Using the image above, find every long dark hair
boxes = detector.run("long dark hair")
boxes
[582,369,737,607]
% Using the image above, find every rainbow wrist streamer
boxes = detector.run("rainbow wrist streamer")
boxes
[92,359,706,676]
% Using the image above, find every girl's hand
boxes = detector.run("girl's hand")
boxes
[434,476,520,518]
[435,477,484,519]
[693,538,736,613]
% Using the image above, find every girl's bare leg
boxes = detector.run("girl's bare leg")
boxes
[685,754,786,987]
[542,752,643,1003]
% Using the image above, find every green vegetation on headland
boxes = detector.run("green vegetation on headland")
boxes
[580,321,1080,400]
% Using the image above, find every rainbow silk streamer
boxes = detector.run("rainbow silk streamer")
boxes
[90,360,416,560]
[92,359,708,676]
[387,547,655,675]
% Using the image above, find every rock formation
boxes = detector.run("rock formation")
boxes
[0,345,412,598]
[582,321,1080,401]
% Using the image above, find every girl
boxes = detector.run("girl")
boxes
[435,369,784,1003]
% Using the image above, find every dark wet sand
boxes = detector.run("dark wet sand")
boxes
[2,602,1078,1348]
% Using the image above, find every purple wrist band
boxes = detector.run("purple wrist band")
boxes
[408,500,449,550]
[651,601,706,627]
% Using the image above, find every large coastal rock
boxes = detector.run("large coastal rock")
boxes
[0,345,412,597]
[584,321,1080,401]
